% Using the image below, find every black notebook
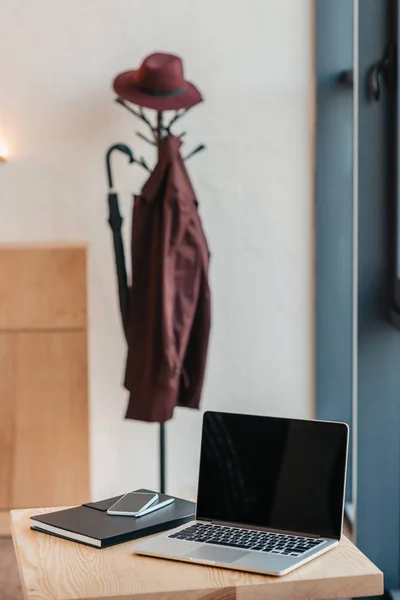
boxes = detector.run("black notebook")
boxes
[30,489,195,548]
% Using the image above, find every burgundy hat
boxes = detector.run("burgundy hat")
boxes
[113,52,203,111]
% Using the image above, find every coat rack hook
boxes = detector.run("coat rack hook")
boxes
[184,144,206,161]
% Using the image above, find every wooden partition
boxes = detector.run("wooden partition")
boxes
[0,244,89,533]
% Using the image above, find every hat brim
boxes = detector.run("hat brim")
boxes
[113,70,203,111]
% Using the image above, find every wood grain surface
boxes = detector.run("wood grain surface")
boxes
[0,335,17,509]
[0,244,90,512]
[0,245,87,330]
[11,507,383,600]
[0,333,89,509]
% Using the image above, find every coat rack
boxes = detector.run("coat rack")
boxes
[106,98,205,494]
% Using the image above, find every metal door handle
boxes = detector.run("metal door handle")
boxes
[368,42,396,101]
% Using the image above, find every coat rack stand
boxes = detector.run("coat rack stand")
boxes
[106,99,205,495]
[156,111,166,494]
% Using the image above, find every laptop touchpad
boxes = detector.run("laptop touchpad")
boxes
[185,545,247,564]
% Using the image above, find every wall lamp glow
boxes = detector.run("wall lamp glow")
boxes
[0,140,8,163]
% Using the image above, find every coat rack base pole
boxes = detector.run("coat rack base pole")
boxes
[157,111,166,495]
[159,422,166,493]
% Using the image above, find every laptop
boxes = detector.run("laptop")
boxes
[134,411,349,576]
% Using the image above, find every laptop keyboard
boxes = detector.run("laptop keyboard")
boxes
[169,523,324,556]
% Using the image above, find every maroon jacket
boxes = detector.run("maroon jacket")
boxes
[124,135,211,423]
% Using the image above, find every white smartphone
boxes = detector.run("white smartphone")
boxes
[133,496,174,517]
[107,492,158,516]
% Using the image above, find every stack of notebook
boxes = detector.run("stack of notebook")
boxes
[30,489,195,548]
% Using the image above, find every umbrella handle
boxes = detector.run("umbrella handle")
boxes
[106,143,135,189]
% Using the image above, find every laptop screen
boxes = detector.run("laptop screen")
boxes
[196,412,348,540]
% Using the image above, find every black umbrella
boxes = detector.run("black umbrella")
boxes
[106,143,136,341]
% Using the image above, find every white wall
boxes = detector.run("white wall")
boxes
[0,0,314,500]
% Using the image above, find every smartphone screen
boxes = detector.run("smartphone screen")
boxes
[108,492,158,515]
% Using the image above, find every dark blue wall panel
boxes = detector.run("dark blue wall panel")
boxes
[356,0,400,591]
[316,0,354,503]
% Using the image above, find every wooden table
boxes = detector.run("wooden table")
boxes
[11,507,383,600]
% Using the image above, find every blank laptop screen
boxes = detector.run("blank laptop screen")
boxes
[196,412,348,540]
